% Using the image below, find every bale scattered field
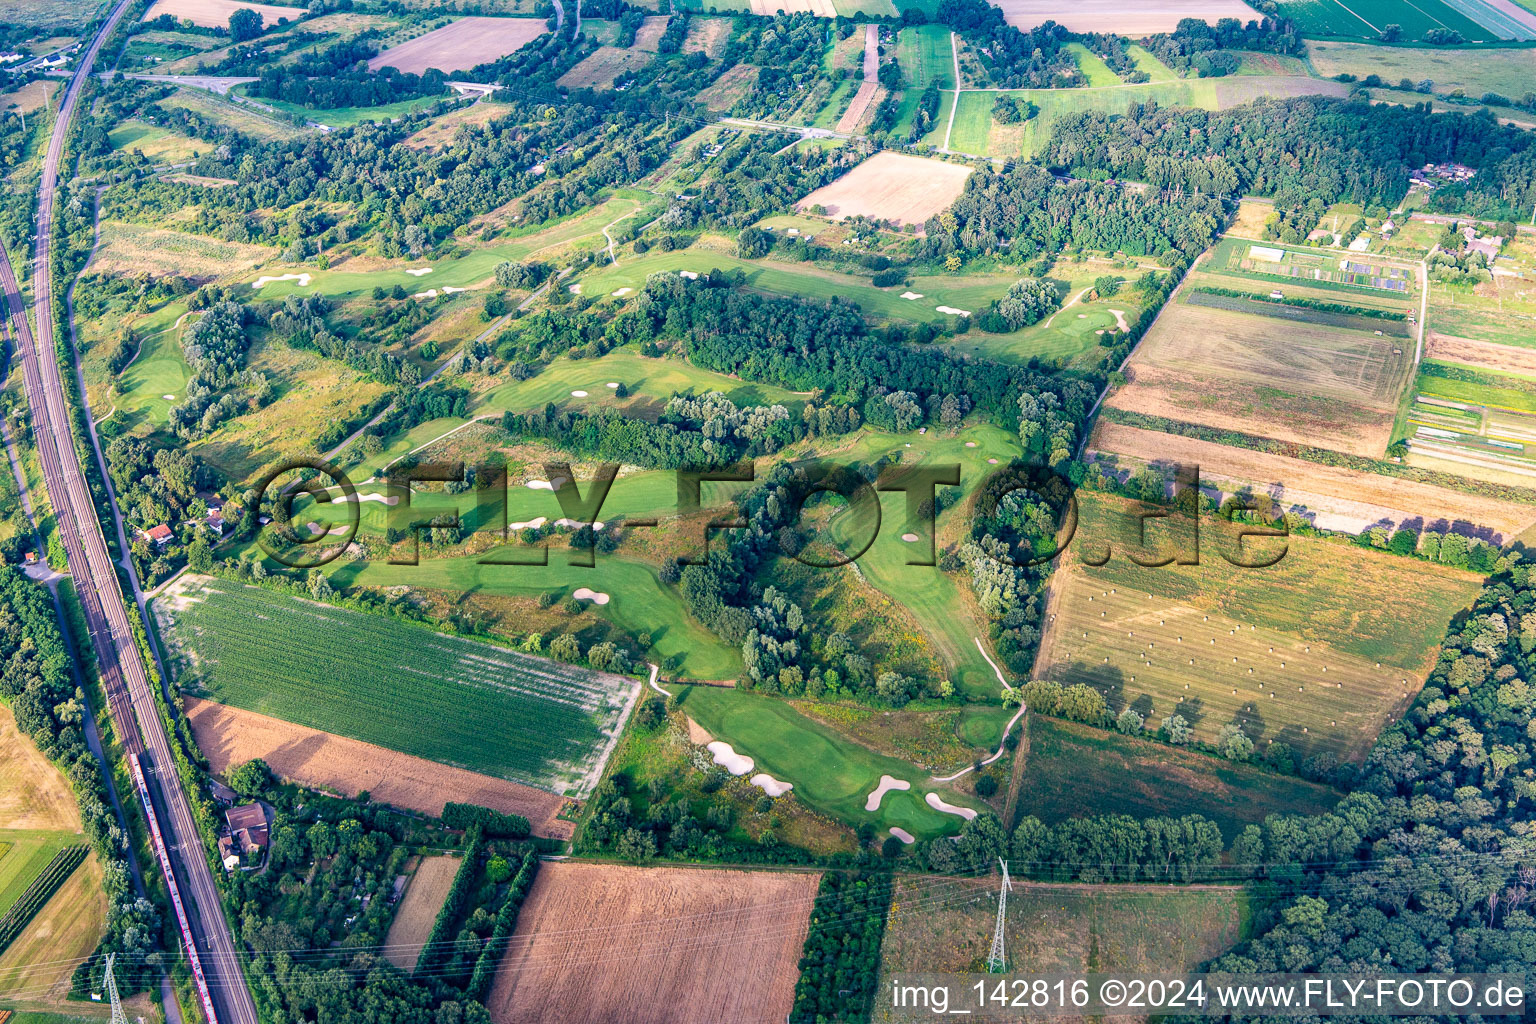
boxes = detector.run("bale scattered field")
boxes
[874,874,1248,1020]
[184,698,573,837]
[1107,298,1413,457]
[156,575,640,796]
[143,0,307,29]
[383,855,462,970]
[1033,491,1486,760]
[487,863,819,1024]
[1091,421,1536,539]
[368,16,546,74]
[797,151,971,227]
[991,0,1260,33]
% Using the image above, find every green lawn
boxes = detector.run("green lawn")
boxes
[1309,39,1536,96]
[249,195,642,301]
[1065,42,1120,87]
[1016,717,1340,841]
[898,23,953,90]
[234,85,449,129]
[826,422,1021,698]
[155,575,641,793]
[115,305,192,428]
[1125,43,1179,83]
[673,685,986,840]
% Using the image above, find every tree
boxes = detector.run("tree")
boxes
[1379,23,1402,42]
[1216,723,1254,761]
[484,856,512,883]
[974,774,999,797]
[186,535,212,573]
[227,759,272,797]
[615,827,656,862]
[736,226,772,259]
[1161,713,1191,744]
[549,633,581,662]
[1115,708,1144,734]
[229,7,263,41]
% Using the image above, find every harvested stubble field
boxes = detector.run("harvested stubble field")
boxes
[0,705,81,833]
[368,16,546,74]
[143,0,307,28]
[156,575,639,796]
[797,151,971,227]
[1033,492,1485,760]
[1014,716,1338,838]
[383,855,461,970]
[991,0,1261,33]
[1107,298,1412,457]
[1092,421,1536,539]
[748,0,836,14]
[1427,332,1536,377]
[184,698,572,837]
[0,855,105,1004]
[487,863,819,1024]
[874,875,1248,1020]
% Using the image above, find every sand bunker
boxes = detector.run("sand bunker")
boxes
[890,827,915,844]
[612,287,632,297]
[1110,309,1130,331]
[443,286,467,295]
[162,393,176,400]
[751,773,793,797]
[405,268,433,277]
[571,390,589,397]
[353,492,399,506]
[936,306,970,317]
[679,270,699,280]
[964,441,977,448]
[925,793,977,820]
[414,289,438,299]
[865,774,911,811]
[606,382,620,389]
[554,518,605,531]
[988,458,999,464]
[568,284,582,294]
[526,480,554,490]
[572,587,611,605]
[251,273,311,289]
[707,740,754,776]
[508,517,548,530]
[900,533,920,543]
[900,291,924,300]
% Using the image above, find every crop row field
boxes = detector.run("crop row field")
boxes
[154,575,641,796]
[1271,0,1515,39]
[1032,492,1486,762]
[1105,288,1415,458]
[1406,367,1536,485]
[1217,238,1416,295]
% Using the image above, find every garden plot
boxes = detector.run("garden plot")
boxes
[155,575,639,796]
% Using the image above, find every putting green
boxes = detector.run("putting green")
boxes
[676,685,985,840]
[115,306,193,427]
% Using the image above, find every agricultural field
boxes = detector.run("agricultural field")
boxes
[156,87,307,142]
[558,46,655,89]
[1272,0,1510,39]
[1065,41,1119,87]
[142,0,308,29]
[154,575,642,796]
[1091,420,1536,539]
[1013,716,1339,839]
[382,854,461,970]
[0,856,106,1006]
[1426,253,1536,350]
[675,685,989,840]
[108,120,210,163]
[989,0,1262,33]
[1308,39,1536,97]
[1106,290,1415,458]
[1033,491,1487,761]
[486,863,819,1024]
[796,152,972,227]
[184,698,574,837]
[1405,368,1536,483]
[874,874,1249,1014]
[0,80,61,115]
[367,16,547,74]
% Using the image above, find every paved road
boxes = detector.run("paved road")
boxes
[5,4,258,1023]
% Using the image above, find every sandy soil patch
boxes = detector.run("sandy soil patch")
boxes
[185,697,572,837]
[370,16,547,74]
[991,0,1260,33]
[865,774,911,811]
[751,773,793,796]
[890,826,915,843]
[487,863,818,1024]
[383,854,461,970]
[144,0,307,29]
[1426,332,1536,377]
[1092,422,1536,539]
[798,152,972,227]
[572,587,610,605]
[686,717,713,744]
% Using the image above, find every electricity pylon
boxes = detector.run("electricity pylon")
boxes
[987,858,1012,973]
[105,952,127,1024]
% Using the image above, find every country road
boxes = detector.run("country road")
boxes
[4,4,259,1024]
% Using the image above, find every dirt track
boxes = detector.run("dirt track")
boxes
[487,863,819,1024]
[185,698,572,838]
